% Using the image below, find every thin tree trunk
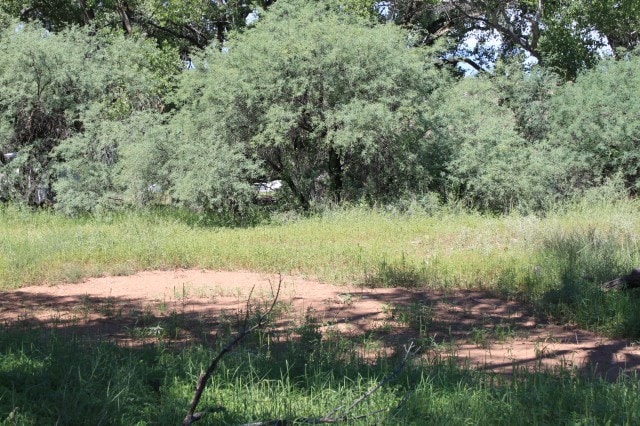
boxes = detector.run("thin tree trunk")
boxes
[116,1,133,35]
[328,147,343,203]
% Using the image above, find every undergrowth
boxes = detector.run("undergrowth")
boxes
[3,196,640,338]
[1,319,639,425]
[3,194,640,423]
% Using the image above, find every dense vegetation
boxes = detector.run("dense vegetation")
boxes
[3,198,640,424]
[3,191,640,337]
[2,325,640,424]
[1,0,639,215]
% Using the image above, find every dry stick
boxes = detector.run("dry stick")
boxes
[321,341,418,422]
[182,277,283,426]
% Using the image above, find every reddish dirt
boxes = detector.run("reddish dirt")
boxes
[2,269,639,380]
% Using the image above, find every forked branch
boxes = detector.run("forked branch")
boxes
[182,276,283,426]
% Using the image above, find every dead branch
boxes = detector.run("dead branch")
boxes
[321,341,418,422]
[602,268,640,291]
[182,276,283,426]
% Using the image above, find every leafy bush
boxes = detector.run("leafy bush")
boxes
[432,76,554,212]
[0,21,176,211]
[170,0,444,210]
[547,53,640,194]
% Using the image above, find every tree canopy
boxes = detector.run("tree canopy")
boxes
[0,19,175,208]
[170,1,443,210]
[3,0,638,77]
[0,0,639,215]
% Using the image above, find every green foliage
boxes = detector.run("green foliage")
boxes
[546,54,640,193]
[0,0,88,31]
[0,23,88,204]
[54,112,171,215]
[0,21,177,210]
[173,0,442,210]
[533,0,640,79]
[0,0,265,50]
[537,22,598,81]
[4,196,640,340]
[432,76,553,212]
[2,305,640,424]
[561,0,640,56]
[166,109,261,214]
[491,60,559,143]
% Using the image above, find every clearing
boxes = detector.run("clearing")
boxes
[2,269,639,380]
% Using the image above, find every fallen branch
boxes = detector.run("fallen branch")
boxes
[182,277,283,426]
[321,341,418,422]
[602,268,640,291]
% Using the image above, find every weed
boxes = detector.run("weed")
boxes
[3,202,640,422]
[364,253,426,288]
[470,327,492,349]
[534,337,557,359]
[97,290,116,317]
[385,300,433,332]
[3,200,640,340]
[493,322,517,342]
[372,320,393,335]
[173,283,190,301]
[296,308,323,348]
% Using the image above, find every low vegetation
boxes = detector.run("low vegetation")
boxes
[1,296,640,425]
[3,190,640,337]
[0,322,640,425]
[3,193,640,423]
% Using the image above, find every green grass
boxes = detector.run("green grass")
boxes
[1,199,635,289]
[3,197,640,423]
[2,320,640,425]
[3,197,640,337]
[0,203,533,287]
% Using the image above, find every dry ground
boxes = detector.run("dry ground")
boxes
[2,269,640,380]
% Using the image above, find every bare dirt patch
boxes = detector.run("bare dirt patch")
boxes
[2,269,639,380]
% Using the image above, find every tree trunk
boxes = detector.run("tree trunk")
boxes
[116,1,133,35]
[77,0,94,25]
[328,147,343,203]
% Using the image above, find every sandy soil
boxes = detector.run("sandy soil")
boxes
[2,269,639,380]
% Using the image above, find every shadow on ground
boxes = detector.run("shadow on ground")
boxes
[2,278,640,381]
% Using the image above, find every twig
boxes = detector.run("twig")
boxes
[323,341,418,421]
[182,276,283,426]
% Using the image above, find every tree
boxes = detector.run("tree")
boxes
[371,0,638,79]
[490,58,560,143]
[171,0,443,210]
[546,54,640,194]
[563,0,640,56]
[0,21,176,209]
[0,0,273,53]
[431,75,556,212]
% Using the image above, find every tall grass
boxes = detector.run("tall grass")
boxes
[2,325,640,425]
[3,197,640,424]
[2,195,640,336]
[0,204,572,287]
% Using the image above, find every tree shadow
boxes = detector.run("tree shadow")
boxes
[0,290,258,345]
[4,280,640,383]
[2,282,640,424]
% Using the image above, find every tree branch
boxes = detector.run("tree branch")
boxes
[135,18,209,50]
[451,1,542,61]
[438,56,488,73]
[182,277,283,426]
